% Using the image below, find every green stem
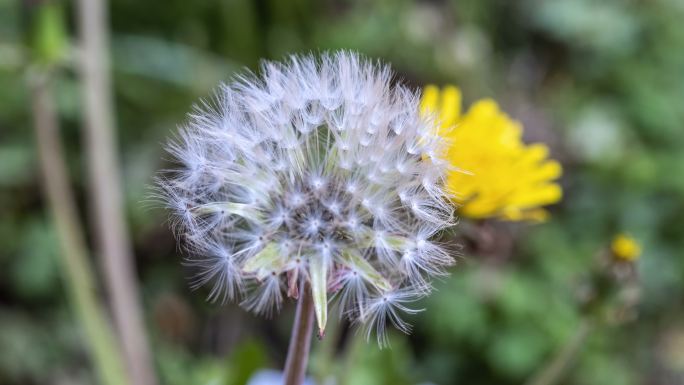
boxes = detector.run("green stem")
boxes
[311,311,342,384]
[524,318,593,385]
[29,72,128,385]
[338,328,366,385]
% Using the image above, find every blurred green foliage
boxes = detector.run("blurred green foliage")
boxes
[1,0,683,384]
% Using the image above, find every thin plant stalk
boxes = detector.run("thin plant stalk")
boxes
[311,313,342,384]
[525,318,593,385]
[29,72,128,385]
[75,0,157,384]
[283,281,315,385]
[338,325,368,385]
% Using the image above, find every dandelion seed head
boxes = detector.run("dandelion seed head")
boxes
[156,52,455,346]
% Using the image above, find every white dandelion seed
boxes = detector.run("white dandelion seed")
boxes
[360,287,426,347]
[156,51,456,345]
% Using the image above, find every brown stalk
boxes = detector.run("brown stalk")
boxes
[30,72,127,385]
[283,281,315,385]
[74,0,158,384]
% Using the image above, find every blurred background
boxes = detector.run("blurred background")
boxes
[1,0,684,384]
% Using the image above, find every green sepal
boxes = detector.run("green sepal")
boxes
[242,243,283,280]
[341,251,391,292]
[193,202,263,222]
[385,234,411,250]
[309,256,328,336]
[359,228,412,251]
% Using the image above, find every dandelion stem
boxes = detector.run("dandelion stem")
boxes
[283,281,315,385]
[524,318,593,385]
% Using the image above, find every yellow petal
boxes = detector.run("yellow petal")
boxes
[438,85,462,129]
[427,85,564,221]
[519,160,563,183]
[508,183,563,208]
[420,85,440,115]
[502,208,549,222]
[611,234,641,261]
[519,144,549,164]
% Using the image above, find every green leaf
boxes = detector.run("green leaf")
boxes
[309,256,328,336]
[32,2,68,65]
[225,340,268,385]
[0,144,35,187]
[111,35,239,91]
[11,221,60,299]
[343,331,416,385]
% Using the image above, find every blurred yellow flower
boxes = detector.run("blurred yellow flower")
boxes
[611,234,641,262]
[420,85,562,221]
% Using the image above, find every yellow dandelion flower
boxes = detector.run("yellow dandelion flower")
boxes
[420,85,562,221]
[611,234,641,262]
